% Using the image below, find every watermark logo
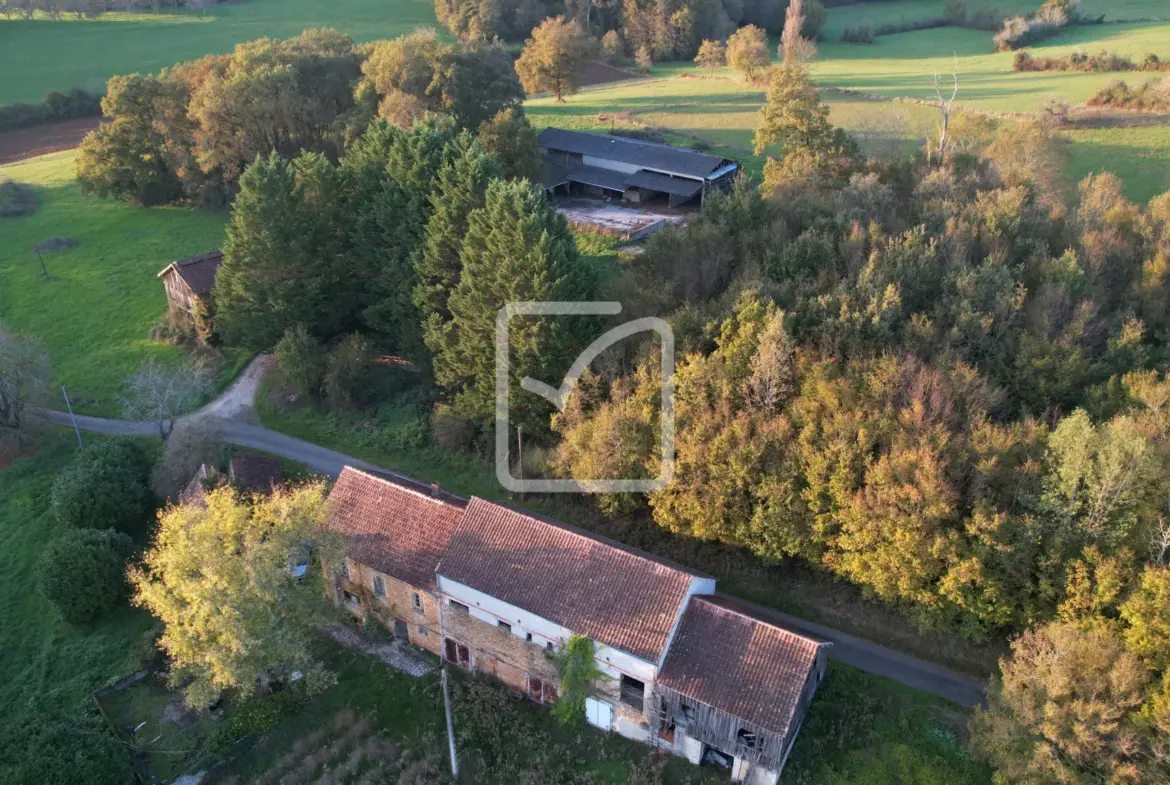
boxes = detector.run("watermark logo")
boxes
[495,302,674,494]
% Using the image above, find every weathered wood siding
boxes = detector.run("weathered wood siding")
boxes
[653,687,789,770]
[162,268,194,315]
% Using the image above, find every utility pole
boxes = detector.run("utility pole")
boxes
[437,577,459,778]
[61,385,82,446]
[442,668,459,778]
[516,425,524,492]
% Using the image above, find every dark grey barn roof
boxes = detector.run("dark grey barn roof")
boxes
[537,128,728,180]
[565,165,629,192]
[625,170,703,198]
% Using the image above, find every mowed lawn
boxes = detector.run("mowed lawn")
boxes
[0,0,439,106]
[0,151,235,415]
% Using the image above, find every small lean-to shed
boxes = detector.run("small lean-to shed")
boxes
[157,250,223,317]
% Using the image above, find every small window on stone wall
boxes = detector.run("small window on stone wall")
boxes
[498,621,512,633]
[373,576,385,597]
[411,592,423,611]
[449,600,469,614]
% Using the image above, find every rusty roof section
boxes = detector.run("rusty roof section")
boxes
[328,467,466,592]
[158,250,223,295]
[228,451,283,493]
[657,595,825,736]
[437,497,705,662]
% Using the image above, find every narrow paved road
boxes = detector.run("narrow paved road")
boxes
[34,356,987,707]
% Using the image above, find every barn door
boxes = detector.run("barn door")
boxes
[585,697,612,730]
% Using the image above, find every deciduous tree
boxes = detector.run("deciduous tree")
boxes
[130,484,341,707]
[726,24,769,82]
[0,322,50,449]
[514,16,594,102]
[119,357,213,438]
[693,38,726,74]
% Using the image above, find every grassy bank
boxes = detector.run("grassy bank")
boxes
[0,151,246,415]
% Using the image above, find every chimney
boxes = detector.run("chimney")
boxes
[431,481,440,497]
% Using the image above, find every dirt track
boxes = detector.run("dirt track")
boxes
[0,116,101,166]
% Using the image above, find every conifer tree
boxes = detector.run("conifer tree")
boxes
[215,152,349,350]
[432,179,596,431]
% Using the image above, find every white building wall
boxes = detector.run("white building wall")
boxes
[436,575,659,684]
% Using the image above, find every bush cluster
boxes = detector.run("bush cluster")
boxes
[36,528,135,624]
[1015,49,1170,73]
[994,0,1101,52]
[0,88,101,133]
[50,437,153,536]
[1087,77,1170,111]
[0,179,38,218]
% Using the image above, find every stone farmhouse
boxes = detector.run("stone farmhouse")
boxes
[326,467,829,784]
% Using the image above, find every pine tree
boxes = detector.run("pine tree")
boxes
[215,152,348,350]
[415,138,500,341]
[432,179,596,431]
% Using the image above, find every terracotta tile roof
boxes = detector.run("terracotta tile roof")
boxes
[657,596,825,736]
[228,451,283,493]
[158,250,223,295]
[437,498,705,662]
[327,467,465,592]
[179,464,213,505]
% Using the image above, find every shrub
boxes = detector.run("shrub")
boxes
[275,324,325,401]
[431,403,478,452]
[600,30,625,64]
[205,686,309,755]
[51,438,153,535]
[37,528,135,624]
[1037,94,1071,126]
[873,17,947,36]
[323,333,376,410]
[1087,77,1170,111]
[0,179,37,218]
[841,24,874,43]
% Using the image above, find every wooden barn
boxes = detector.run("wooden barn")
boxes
[157,250,222,317]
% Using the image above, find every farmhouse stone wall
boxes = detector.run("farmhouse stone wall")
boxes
[339,557,442,655]
[441,606,559,694]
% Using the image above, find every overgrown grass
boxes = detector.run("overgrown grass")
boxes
[0,0,441,106]
[0,151,246,415]
[0,432,158,750]
[785,664,991,785]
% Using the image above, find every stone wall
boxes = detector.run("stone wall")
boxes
[441,603,559,695]
[340,557,442,656]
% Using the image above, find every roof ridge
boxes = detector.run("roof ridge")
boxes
[693,596,827,649]
[467,496,711,579]
[343,466,467,508]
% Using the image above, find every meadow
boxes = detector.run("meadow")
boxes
[0,150,244,415]
[0,0,439,106]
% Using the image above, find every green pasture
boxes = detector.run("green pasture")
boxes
[528,65,1170,202]
[0,151,242,415]
[0,0,439,106]
[813,22,1170,113]
[822,0,1170,41]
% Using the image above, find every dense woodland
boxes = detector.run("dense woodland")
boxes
[58,5,1170,780]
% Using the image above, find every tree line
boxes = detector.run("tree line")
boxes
[76,29,540,207]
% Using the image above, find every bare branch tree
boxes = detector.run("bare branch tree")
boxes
[119,357,213,439]
[1151,514,1170,567]
[0,323,51,450]
[780,0,817,64]
[931,53,960,163]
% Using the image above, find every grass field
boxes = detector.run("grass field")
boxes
[0,150,247,415]
[0,434,158,751]
[0,0,439,106]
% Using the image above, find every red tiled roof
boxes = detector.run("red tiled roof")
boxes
[158,250,222,295]
[327,467,465,592]
[657,596,824,736]
[437,498,704,662]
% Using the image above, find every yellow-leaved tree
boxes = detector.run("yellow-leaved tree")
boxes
[130,483,341,707]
